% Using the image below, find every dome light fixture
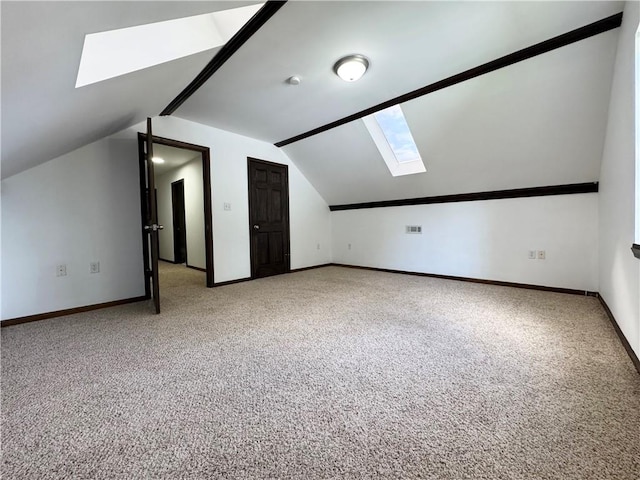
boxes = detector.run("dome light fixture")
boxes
[334,54,369,82]
[152,157,165,164]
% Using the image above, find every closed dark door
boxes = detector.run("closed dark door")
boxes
[171,179,187,264]
[248,158,290,278]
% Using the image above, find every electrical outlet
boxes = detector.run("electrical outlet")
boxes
[223,203,231,211]
[56,264,67,277]
[528,250,537,259]
[537,250,546,260]
[317,243,320,250]
[348,243,352,250]
[90,262,100,274]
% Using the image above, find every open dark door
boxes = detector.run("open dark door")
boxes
[248,158,290,278]
[138,133,214,289]
[142,118,163,314]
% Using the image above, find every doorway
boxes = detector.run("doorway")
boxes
[138,133,214,296]
[247,157,290,278]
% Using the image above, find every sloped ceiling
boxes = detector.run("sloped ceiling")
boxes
[282,29,619,205]
[173,1,623,205]
[1,0,625,206]
[0,1,261,179]
[175,1,623,143]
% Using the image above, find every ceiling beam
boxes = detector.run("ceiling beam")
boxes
[275,12,623,148]
[160,1,287,116]
[329,183,599,212]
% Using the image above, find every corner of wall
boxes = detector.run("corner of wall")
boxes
[597,0,640,359]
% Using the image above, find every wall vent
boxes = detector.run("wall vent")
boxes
[406,225,422,234]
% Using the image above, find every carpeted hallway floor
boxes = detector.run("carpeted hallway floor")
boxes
[2,264,639,479]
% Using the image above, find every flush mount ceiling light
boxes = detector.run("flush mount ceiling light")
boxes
[333,54,369,82]
[152,157,165,164]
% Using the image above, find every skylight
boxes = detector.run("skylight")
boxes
[75,3,264,88]
[362,105,426,176]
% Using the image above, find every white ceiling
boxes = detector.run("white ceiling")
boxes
[0,1,260,179]
[283,29,618,205]
[174,1,623,144]
[1,0,625,206]
[152,144,201,177]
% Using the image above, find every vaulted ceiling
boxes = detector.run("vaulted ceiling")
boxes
[1,1,625,205]
[1,1,260,179]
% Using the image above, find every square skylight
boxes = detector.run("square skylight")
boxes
[363,105,426,176]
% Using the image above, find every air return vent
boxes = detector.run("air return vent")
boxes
[406,225,422,234]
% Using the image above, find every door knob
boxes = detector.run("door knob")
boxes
[253,225,260,230]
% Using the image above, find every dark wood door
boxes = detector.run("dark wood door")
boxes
[142,118,162,314]
[171,179,187,264]
[248,158,290,278]
[139,133,214,289]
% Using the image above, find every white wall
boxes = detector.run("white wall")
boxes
[1,117,331,320]
[156,157,206,269]
[598,1,640,359]
[1,137,145,320]
[132,116,331,282]
[332,194,599,292]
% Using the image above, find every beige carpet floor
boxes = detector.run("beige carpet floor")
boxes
[2,264,639,479]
